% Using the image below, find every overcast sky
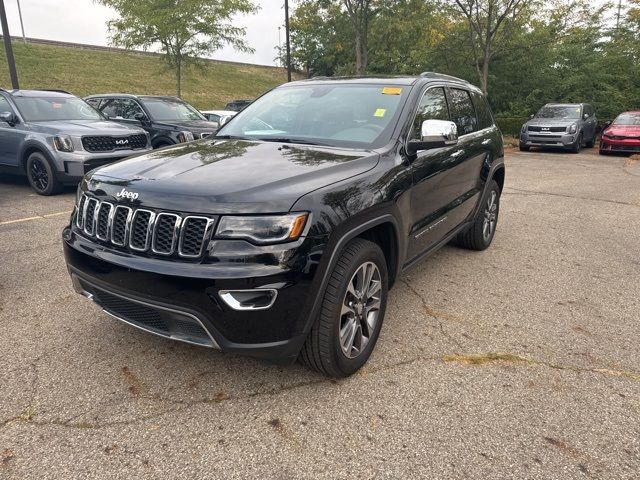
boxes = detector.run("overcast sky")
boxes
[2,0,286,66]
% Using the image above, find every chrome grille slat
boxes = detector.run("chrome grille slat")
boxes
[83,198,99,236]
[179,216,216,258]
[129,210,155,252]
[76,196,212,259]
[96,202,114,241]
[111,206,133,246]
[152,213,181,255]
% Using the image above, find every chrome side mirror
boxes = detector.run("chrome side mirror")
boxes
[0,111,17,126]
[583,113,589,120]
[407,120,458,155]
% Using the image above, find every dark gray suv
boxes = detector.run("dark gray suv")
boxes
[519,103,598,153]
[0,89,151,195]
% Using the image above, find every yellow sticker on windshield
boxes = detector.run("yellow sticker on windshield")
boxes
[374,108,387,118]
[382,87,402,95]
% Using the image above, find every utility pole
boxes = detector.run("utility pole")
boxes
[284,0,292,82]
[0,0,20,89]
[278,26,282,67]
[16,0,26,42]
[616,0,623,30]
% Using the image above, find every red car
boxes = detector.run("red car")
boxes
[600,111,640,154]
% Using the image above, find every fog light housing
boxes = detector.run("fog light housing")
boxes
[219,289,278,311]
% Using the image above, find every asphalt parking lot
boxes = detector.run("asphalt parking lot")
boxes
[1,148,639,479]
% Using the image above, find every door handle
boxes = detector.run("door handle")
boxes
[482,139,492,146]
[451,150,465,158]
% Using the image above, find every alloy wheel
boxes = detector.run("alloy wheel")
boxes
[339,261,382,359]
[30,158,49,192]
[482,190,498,242]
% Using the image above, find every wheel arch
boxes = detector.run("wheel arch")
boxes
[19,141,54,172]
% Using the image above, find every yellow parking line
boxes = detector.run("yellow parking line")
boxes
[0,210,71,226]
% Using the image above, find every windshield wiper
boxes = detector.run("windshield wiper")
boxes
[258,137,328,146]
[212,134,252,141]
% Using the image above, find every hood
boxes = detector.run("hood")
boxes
[28,120,146,136]
[154,119,220,133]
[525,118,577,127]
[604,125,640,137]
[86,139,378,214]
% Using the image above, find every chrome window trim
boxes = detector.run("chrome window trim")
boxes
[178,216,216,258]
[128,209,156,252]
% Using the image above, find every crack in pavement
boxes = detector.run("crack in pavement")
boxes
[398,278,466,350]
[503,187,640,208]
[1,348,638,433]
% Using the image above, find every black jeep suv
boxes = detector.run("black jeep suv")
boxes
[85,94,219,148]
[63,74,505,377]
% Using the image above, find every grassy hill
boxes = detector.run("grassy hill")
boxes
[0,41,291,109]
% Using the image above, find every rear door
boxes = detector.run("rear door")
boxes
[0,95,23,167]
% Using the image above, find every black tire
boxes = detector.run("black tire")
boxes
[585,135,596,148]
[300,238,388,377]
[519,144,530,152]
[570,134,583,153]
[153,141,173,149]
[454,180,500,251]
[25,151,62,196]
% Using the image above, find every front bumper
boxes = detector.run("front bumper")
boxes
[600,137,640,153]
[62,227,328,362]
[54,149,152,183]
[520,131,578,149]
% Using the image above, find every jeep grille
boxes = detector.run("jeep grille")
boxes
[82,134,148,152]
[75,194,216,258]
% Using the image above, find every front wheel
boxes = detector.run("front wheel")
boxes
[454,180,500,251]
[26,152,62,196]
[570,134,583,153]
[300,238,388,377]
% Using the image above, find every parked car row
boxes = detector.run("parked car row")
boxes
[519,103,640,155]
[0,87,249,194]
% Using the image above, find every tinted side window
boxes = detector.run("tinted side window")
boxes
[448,88,478,136]
[0,96,14,115]
[412,87,449,139]
[85,98,102,109]
[101,98,144,120]
[471,91,494,130]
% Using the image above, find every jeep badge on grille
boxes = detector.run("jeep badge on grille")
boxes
[116,188,139,201]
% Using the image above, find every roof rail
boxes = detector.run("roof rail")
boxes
[419,72,462,81]
[34,89,72,94]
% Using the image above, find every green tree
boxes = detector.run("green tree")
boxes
[97,0,258,97]
[449,0,535,95]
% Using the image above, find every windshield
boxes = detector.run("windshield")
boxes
[140,98,205,121]
[613,113,640,126]
[13,96,103,122]
[535,106,582,120]
[217,84,408,149]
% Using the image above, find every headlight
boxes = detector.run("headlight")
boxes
[177,131,195,143]
[215,213,309,245]
[53,135,74,152]
[567,124,578,134]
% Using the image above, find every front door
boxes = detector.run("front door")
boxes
[0,95,23,167]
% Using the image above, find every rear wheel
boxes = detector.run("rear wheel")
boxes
[300,238,388,377]
[454,180,500,251]
[26,152,62,196]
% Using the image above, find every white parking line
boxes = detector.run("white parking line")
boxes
[0,211,71,226]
